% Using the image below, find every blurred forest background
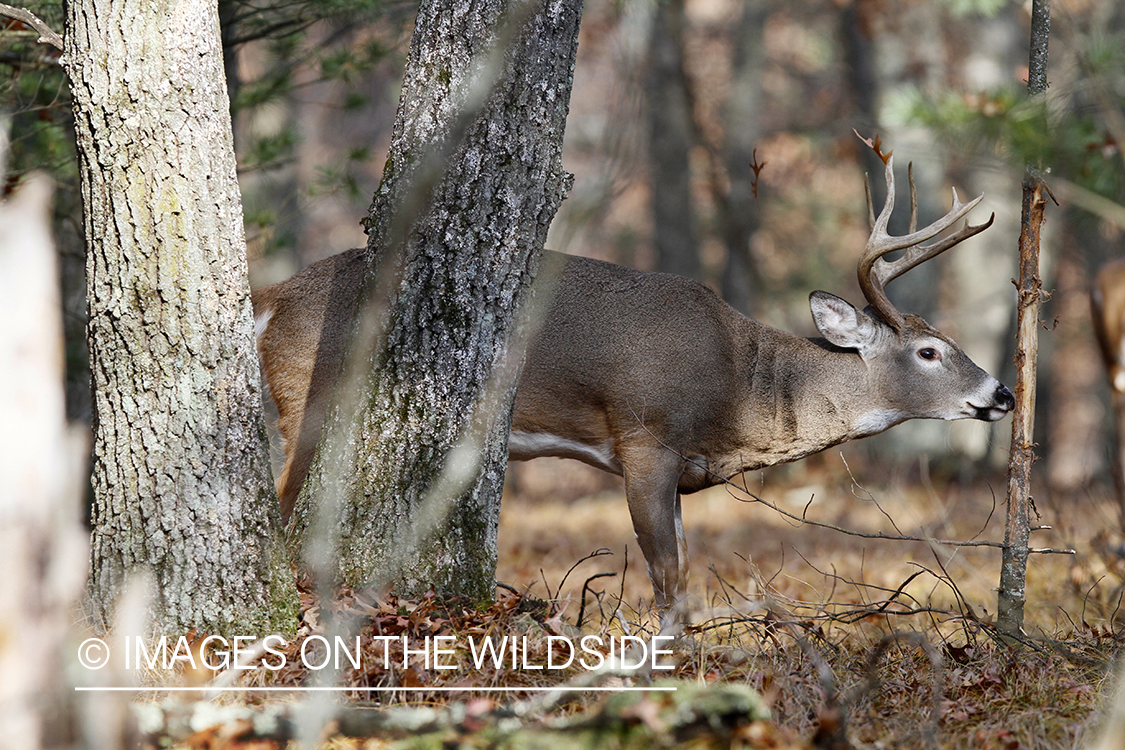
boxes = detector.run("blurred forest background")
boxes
[3,0,1124,510]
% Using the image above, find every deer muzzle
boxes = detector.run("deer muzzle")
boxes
[970,382,1015,422]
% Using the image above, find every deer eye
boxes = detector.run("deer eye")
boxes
[918,347,940,362]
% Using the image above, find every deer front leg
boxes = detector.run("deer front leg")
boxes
[620,446,689,611]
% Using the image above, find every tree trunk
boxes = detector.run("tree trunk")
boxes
[1043,223,1103,497]
[66,0,297,634]
[944,6,1024,467]
[717,0,767,315]
[645,0,699,279]
[0,170,89,750]
[292,0,583,602]
[997,176,1047,634]
[997,0,1051,635]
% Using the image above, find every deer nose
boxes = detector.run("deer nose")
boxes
[995,383,1015,412]
[969,383,1015,422]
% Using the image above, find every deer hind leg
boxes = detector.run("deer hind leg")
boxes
[273,384,334,522]
[275,430,313,522]
[256,301,338,523]
[620,446,688,612]
[262,360,315,523]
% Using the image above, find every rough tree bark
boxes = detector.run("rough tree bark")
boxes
[292,0,584,601]
[997,0,1051,635]
[65,0,297,634]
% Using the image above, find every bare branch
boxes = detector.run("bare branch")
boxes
[555,548,614,603]
[0,4,63,51]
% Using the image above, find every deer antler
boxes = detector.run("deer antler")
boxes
[858,155,994,330]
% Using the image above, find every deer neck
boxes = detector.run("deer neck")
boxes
[726,325,903,471]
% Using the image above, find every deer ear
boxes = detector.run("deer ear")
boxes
[809,291,880,353]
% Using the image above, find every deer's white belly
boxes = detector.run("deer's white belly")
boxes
[507,431,622,474]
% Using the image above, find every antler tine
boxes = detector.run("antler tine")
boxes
[908,162,917,234]
[877,208,995,289]
[857,156,989,330]
[864,173,876,230]
[858,156,906,328]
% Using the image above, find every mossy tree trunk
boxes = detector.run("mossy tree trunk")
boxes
[66,0,297,634]
[292,0,583,602]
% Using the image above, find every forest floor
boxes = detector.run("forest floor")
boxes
[142,451,1125,749]
[491,453,1125,749]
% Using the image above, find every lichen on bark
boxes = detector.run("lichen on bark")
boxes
[68,0,298,635]
[293,0,584,603]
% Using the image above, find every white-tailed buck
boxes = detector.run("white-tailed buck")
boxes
[1091,257,1125,526]
[253,155,1014,611]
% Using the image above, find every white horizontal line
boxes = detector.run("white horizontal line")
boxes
[75,685,677,693]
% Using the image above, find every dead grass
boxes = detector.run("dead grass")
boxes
[491,450,1125,748]
[145,451,1125,749]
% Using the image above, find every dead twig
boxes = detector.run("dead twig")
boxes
[0,4,63,50]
